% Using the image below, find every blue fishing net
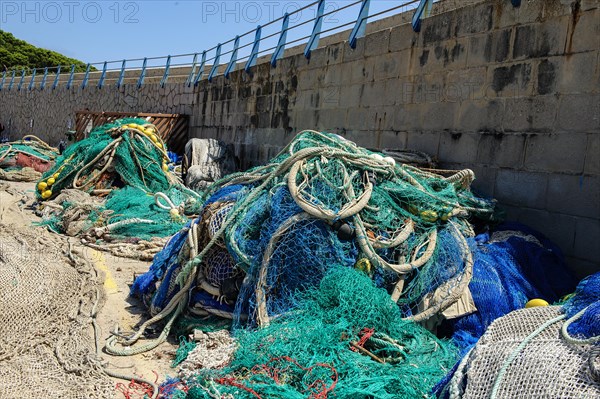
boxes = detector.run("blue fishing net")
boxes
[563,272,600,339]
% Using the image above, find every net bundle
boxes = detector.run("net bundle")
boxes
[0,224,113,398]
[37,119,201,254]
[0,135,59,181]
[117,130,498,356]
[441,304,599,399]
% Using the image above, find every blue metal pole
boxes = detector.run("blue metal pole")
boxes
[349,0,371,49]
[208,44,222,82]
[137,58,148,88]
[17,69,26,91]
[304,0,326,59]
[117,60,126,88]
[224,36,240,79]
[0,71,6,91]
[412,0,433,32]
[160,55,172,87]
[271,13,290,68]
[52,66,62,90]
[186,53,198,87]
[98,61,108,88]
[40,67,49,90]
[8,70,16,91]
[193,51,207,86]
[81,64,91,89]
[28,69,37,90]
[245,26,262,74]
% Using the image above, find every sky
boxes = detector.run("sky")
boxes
[0,0,419,70]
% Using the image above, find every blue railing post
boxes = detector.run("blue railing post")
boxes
[8,70,16,91]
[304,0,326,59]
[412,0,433,32]
[137,58,148,88]
[81,64,91,89]
[66,65,76,89]
[52,66,62,90]
[186,53,198,87]
[0,71,6,91]
[117,60,126,88]
[208,44,222,82]
[224,36,240,79]
[271,13,290,68]
[349,0,371,49]
[17,69,26,91]
[245,25,262,74]
[28,68,37,90]
[160,55,172,87]
[193,51,207,86]
[98,61,108,88]
[40,67,49,90]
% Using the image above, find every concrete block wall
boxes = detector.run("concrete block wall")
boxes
[0,0,598,276]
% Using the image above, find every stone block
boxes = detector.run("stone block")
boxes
[537,52,598,96]
[585,134,600,176]
[488,62,534,98]
[340,58,374,84]
[547,174,600,218]
[455,2,494,36]
[494,169,548,209]
[339,84,364,108]
[477,132,526,168]
[467,29,512,68]
[389,23,418,52]
[458,98,505,132]
[574,217,600,264]
[365,29,391,57]
[377,131,408,150]
[405,131,441,156]
[565,7,599,54]
[361,81,388,107]
[372,52,405,81]
[566,258,600,280]
[420,9,457,47]
[556,94,600,132]
[394,103,424,132]
[515,208,576,257]
[343,36,366,62]
[438,131,479,164]
[503,95,558,132]
[512,19,569,60]
[524,133,587,174]
[318,108,347,131]
[346,107,370,131]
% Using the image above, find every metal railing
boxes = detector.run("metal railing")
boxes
[0,0,521,92]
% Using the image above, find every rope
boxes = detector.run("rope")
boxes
[561,306,600,346]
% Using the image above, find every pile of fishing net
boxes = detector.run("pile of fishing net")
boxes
[37,118,201,259]
[110,130,580,397]
[0,135,59,181]
[440,272,599,398]
[0,224,113,398]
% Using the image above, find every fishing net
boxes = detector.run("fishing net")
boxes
[170,268,457,398]
[36,118,173,201]
[563,273,600,340]
[441,306,600,399]
[0,224,113,399]
[114,130,498,357]
[0,136,58,180]
[36,118,201,258]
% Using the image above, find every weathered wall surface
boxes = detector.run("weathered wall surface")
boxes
[1,0,598,276]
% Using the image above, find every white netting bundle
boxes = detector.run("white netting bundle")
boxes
[446,306,600,399]
[0,224,113,399]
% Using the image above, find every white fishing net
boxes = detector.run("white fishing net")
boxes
[0,224,114,399]
[446,306,600,399]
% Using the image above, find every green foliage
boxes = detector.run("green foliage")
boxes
[0,30,91,73]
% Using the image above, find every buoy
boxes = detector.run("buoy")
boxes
[421,210,438,223]
[169,208,180,219]
[37,181,47,191]
[41,190,52,200]
[336,222,355,241]
[525,298,549,308]
[47,177,56,186]
[149,134,158,143]
[162,163,169,173]
[355,258,372,274]
[52,173,60,179]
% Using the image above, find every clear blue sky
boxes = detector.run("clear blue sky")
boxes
[1,1,416,69]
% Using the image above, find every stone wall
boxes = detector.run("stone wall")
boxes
[0,0,598,276]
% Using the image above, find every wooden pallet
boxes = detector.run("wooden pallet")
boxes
[74,110,188,154]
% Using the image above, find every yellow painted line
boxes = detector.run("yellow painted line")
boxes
[91,249,119,294]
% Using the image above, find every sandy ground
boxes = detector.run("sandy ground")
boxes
[0,180,178,397]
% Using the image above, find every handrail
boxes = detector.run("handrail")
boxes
[0,0,514,91]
